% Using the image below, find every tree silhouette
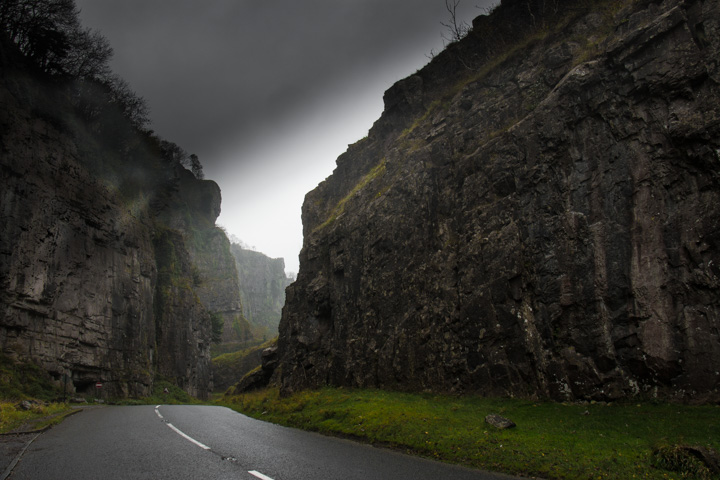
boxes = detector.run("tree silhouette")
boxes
[190,154,204,180]
[2,0,199,181]
[63,27,113,80]
[107,74,150,129]
[159,140,188,165]
[441,0,470,44]
[1,0,78,74]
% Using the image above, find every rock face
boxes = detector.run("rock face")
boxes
[231,245,292,335]
[278,0,720,402]
[151,227,212,397]
[0,37,231,399]
[159,170,255,347]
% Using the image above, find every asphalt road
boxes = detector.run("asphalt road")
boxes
[7,405,521,480]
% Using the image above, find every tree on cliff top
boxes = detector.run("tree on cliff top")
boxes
[0,0,77,73]
[2,0,205,183]
[1,0,150,128]
[1,0,106,79]
[441,0,471,44]
[190,154,205,180]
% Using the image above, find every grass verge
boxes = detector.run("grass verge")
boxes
[221,387,720,479]
[0,402,73,434]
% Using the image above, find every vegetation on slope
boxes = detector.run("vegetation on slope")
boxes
[223,388,720,480]
[1,0,206,202]
[211,338,275,392]
[0,354,62,402]
[0,354,72,434]
[0,402,73,434]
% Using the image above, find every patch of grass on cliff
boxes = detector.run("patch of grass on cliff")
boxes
[213,338,275,367]
[210,338,264,358]
[399,0,635,146]
[222,388,720,479]
[314,158,387,233]
[212,349,248,369]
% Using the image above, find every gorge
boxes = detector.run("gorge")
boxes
[2,0,719,406]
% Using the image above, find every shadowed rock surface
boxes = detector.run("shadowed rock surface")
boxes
[278,0,720,402]
[0,35,238,399]
[160,170,254,348]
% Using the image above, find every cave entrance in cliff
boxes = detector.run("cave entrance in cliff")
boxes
[73,379,97,395]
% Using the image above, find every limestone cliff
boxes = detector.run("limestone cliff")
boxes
[0,37,233,399]
[231,245,292,335]
[278,0,720,402]
[158,169,255,348]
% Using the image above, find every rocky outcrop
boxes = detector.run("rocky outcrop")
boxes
[160,169,255,347]
[0,37,226,399]
[229,343,279,394]
[231,246,292,335]
[192,230,254,347]
[213,339,278,393]
[278,0,720,402]
[211,346,264,393]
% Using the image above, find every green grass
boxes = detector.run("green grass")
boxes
[0,401,73,434]
[314,158,387,232]
[213,338,275,367]
[221,387,720,479]
[210,339,263,358]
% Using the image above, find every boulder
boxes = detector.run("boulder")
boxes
[484,414,516,430]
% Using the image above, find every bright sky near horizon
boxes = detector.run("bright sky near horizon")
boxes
[75,0,496,274]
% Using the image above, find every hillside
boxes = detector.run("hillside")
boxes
[277,0,720,402]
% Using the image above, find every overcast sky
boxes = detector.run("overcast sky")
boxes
[75,0,496,274]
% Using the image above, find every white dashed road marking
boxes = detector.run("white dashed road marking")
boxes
[155,405,210,450]
[155,406,275,479]
[249,470,275,480]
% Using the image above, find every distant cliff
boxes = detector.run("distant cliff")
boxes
[278,0,720,402]
[231,245,292,335]
[159,170,255,348]
[0,36,237,399]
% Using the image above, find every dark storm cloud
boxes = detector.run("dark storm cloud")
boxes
[74,0,496,272]
[75,0,489,166]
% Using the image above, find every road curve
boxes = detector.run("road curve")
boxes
[9,405,521,480]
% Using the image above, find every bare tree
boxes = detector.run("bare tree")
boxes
[1,0,115,81]
[62,28,113,80]
[441,0,470,44]
[107,74,150,129]
[0,0,79,74]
